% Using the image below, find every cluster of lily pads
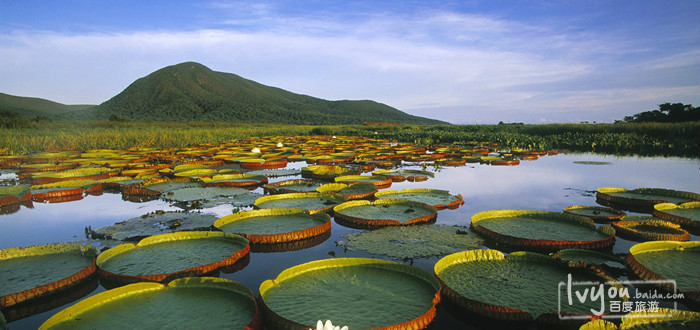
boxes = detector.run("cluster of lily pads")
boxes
[1,135,699,329]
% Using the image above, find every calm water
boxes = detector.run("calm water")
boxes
[1,153,699,329]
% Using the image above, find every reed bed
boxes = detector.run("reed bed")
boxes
[1,121,698,158]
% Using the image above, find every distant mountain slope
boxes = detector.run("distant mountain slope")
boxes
[0,92,94,118]
[87,62,445,124]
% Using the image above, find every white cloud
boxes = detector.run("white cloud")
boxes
[0,7,697,123]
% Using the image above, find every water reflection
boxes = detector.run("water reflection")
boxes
[1,153,698,329]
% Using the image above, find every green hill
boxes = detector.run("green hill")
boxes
[0,92,94,119]
[85,62,445,124]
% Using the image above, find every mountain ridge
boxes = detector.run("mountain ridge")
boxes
[85,62,446,124]
[1,62,445,125]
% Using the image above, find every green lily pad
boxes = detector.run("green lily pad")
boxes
[246,169,302,177]
[97,232,249,283]
[375,188,464,209]
[142,178,203,192]
[435,249,625,322]
[262,179,323,194]
[173,168,217,178]
[91,211,218,241]
[254,192,348,214]
[214,208,330,244]
[39,277,260,330]
[597,187,700,212]
[611,217,690,241]
[165,186,252,203]
[259,258,440,330]
[342,225,484,259]
[1,243,97,308]
[653,202,700,229]
[301,165,360,181]
[563,205,625,223]
[470,210,615,252]
[550,249,626,273]
[619,308,700,330]
[372,169,434,182]
[333,199,437,229]
[201,174,268,187]
[626,241,700,298]
[333,175,392,188]
[316,182,378,200]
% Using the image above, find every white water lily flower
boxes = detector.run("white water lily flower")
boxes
[332,136,337,139]
[312,320,348,330]
[276,142,284,147]
[251,147,261,153]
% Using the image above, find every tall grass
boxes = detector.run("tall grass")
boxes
[1,121,698,158]
[0,121,315,155]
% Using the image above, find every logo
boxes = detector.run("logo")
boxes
[557,273,684,320]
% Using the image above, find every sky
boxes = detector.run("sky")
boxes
[1,1,699,124]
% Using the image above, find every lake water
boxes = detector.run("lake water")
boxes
[1,152,698,329]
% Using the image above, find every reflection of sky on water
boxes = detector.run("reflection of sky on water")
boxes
[1,153,698,329]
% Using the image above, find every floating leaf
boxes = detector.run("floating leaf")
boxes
[333,199,437,229]
[562,205,625,223]
[653,201,700,230]
[375,188,464,209]
[215,208,331,245]
[39,277,260,330]
[470,210,615,252]
[259,258,440,330]
[254,192,347,214]
[91,211,218,241]
[97,231,249,283]
[1,243,97,308]
[342,225,484,259]
[435,249,625,324]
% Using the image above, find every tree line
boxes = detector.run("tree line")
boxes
[620,102,699,123]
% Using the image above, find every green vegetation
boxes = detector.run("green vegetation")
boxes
[621,102,700,123]
[1,121,698,158]
[66,62,444,125]
[0,92,94,120]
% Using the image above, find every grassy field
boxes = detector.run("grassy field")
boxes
[1,121,698,158]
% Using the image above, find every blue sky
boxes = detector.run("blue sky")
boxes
[1,1,698,124]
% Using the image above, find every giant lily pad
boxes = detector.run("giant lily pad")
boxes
[434,249,624,325]
[121,178,202,197]
[342,225,484,259]
[375,188,464,210]
[653,202,700,230]
[1,243,97,308]
[39,277,260,330]
[90,211,219,241]
[563,205,626,223]
[333,199,437,229]
[333,175,392,189]
[97,231,249,284]
[0,185,31,207]
[262,179,323,194]
[596,187,700,212]
[625,241,700,306]
[470,210,615,252]
[618,308,700,329]
[259,258,440,330]
[611,217,690,241]
[201,174,268,187]
[301,165,360,181]
[372,169,434,182]
[164,186,260,209]
[214,208,331,245]
[316,182,378,200]
[254,192,347,214]
[246,169,302,178]
[550,249,626,276]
